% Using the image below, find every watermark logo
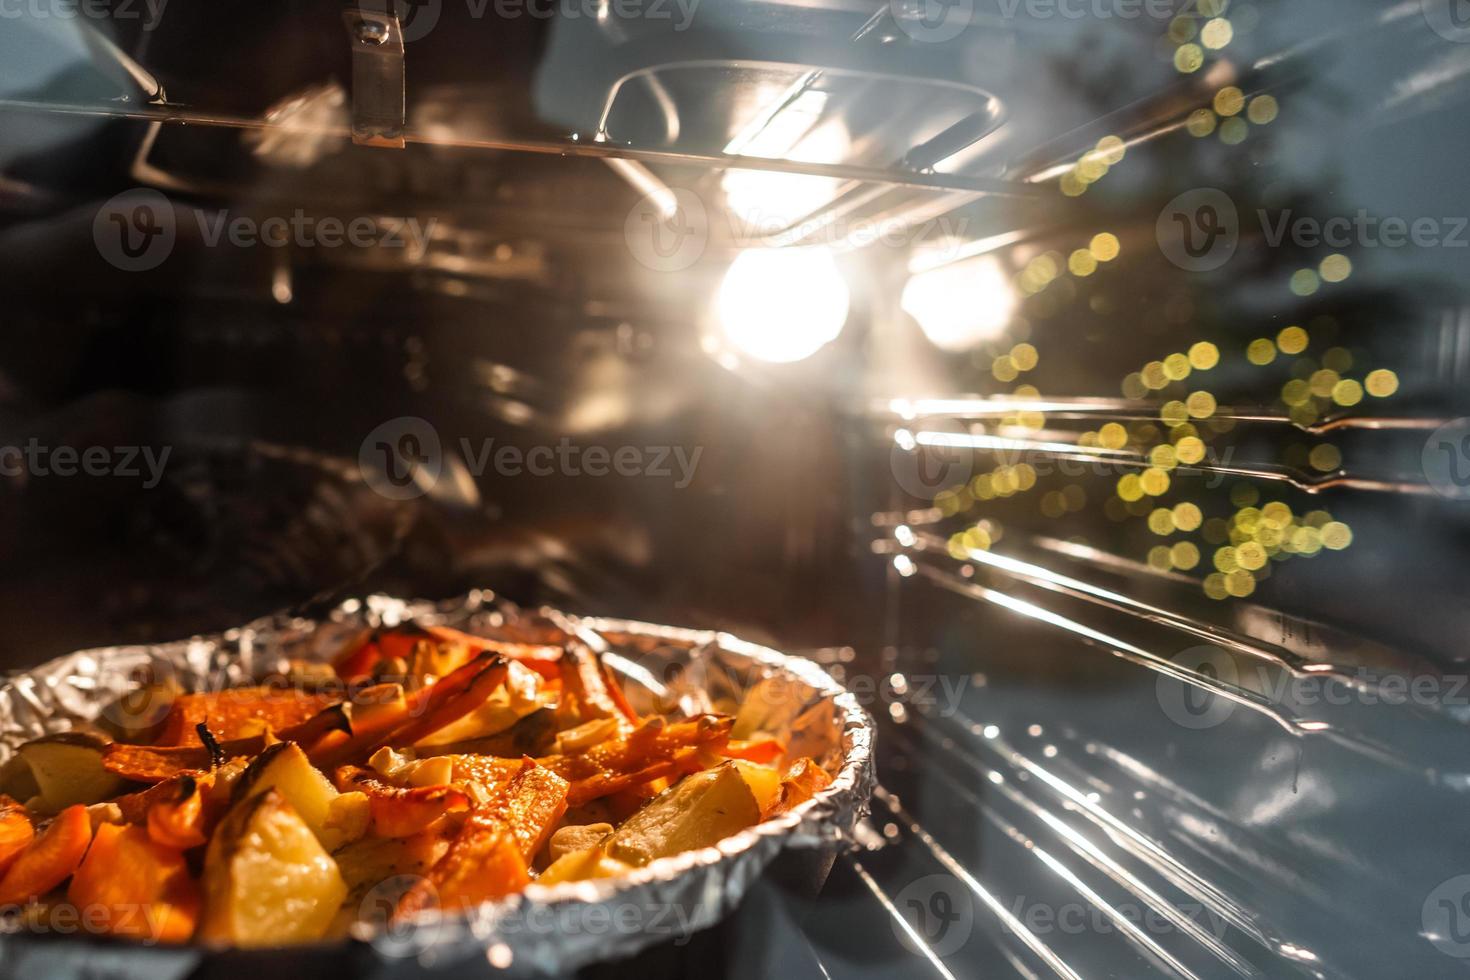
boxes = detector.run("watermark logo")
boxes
[359,0,442,41]
[892,874,974,957]
[0,0,169,29]
[889,0,974,43]
[1423,0,1470,42]
[1424,875,1470,957]
[1156,645,1238,730]
[361,875,443,957]
[357,418,705,500]
[359,417,443,501]
[625,187,708,273]
[890,421,976,500]
[1424,419,1470,499]
[1157,188,1238,272]
[94,190,176,272]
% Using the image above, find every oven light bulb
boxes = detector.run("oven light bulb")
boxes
[716,247,849,363]
[901,254,1016,351]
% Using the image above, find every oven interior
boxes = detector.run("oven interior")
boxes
[2,1,1469,976]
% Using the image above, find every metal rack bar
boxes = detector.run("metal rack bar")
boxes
[903,553,1470,787]
[902,427,1439,497]
[0,99,1039,199]
[876,396,1452,435]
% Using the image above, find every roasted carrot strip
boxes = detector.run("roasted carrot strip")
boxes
[721,738,786,765]
[146,775,207,849]
[0,796,35,878]
[331,627,382,681]
[393,762,566,919]
[68,822,200,942]
[333,767,471,838]
[104,704,351,783]
[394,823,528,918]
[336,624,563,683]
[558,645,621,723]
[156,688,338,746]
[772,758,833,815]
[539,715,733,805]
[312,653,507,768]
[0,805,92,905]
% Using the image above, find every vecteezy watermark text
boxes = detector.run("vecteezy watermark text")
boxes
[94,189,436,272]
[1157,645,1470,730]
[1157,187,1469,272]
[358,417,703,500]
[0,0,167,28]
[0,440,169,489]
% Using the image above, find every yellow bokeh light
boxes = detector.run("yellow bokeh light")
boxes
[1161,400,1189,426]
[1095,135,1126,166]
[1365,369,1399,397]
[1122,372,1147,399]
[1236,541,1267,570]
[1332,379,1364,406]
[1163,353,1192,380]
[993,355,1019,382]
[1060,171,1087,197]
[1148,545,1174,571]
[1186,390,1218,419]
[1140,468,1171,496]
[1171,541,1201,570]
[1320,254,1352,283]
[1203,573,1229,600]
[1290,269,1321,296]
[1117,473,1144,501]
[1277,325,1308,354]
[1219,117,1249,146]
[1201,17,1234,49]
[1069,249,1098,277]
[1188,341,1220,370]
[1214,546,1239,573]
[1175,43,1204,73]
[1308,444,1342,472]
[1142,361,1168,389]
[1281,379,1309,406]
[1309,369,1341,398]
[1011,342,1039,371]
[1225,569,1256,597]
[1151,444,1179,470]
[1247,339,1277,365]
[1175,436,1206,464]
[1168,14,1197,42]
[1321,521,1353,550]
[1099,422,1128,450]
[1213,86,1245,116]
[1148,508,1176,535]
[1089,232,1120,262]
[1186,109,1217,138]
[1172,502,1203,531]
[1246,95,1279,125]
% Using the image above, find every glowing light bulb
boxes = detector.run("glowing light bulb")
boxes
[716,247,849,363]
[900,255,1017,351]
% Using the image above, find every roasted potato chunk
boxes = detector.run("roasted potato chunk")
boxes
[18,733,126,813]
[200,790,346,946]
[605,762,759,867]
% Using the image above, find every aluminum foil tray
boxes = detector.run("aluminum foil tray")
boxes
[0,592,875,978]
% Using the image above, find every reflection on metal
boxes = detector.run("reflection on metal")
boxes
[902,426,1440,497]
[906,555,1470,788]
[0,98,1036,198]
[874,395,1452,434]
[871,786,1087,980]
[342,9,406,148]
